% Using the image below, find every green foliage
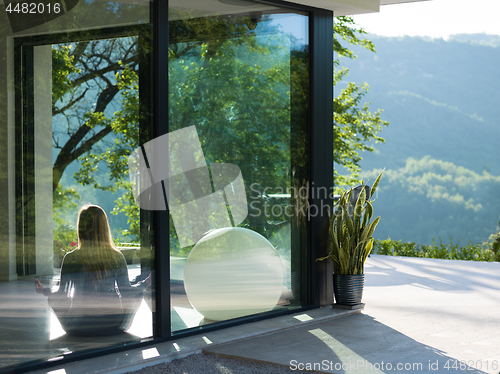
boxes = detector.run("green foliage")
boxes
[73,65,140,239]
[112,187,140,239]
[52,184,79,255]
[168,16,306,249]
[334,17,389,189]
[334,17,375,61]
[52,46,80,106]
[373,237,499,262]
[366,156,500,211]
[53,237,78,255]
[53,184,79,224]
[318,171,383,275]
[484,221,500,255]
[361,157,500,245]
[50,35,143,242]
[168,21,291,191]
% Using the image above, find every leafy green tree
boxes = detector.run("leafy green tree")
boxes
[362,157,500,244]
[168,18,291,189]
[334,16,389,188]
[52,37,140,193]
[63,16,298,243]
[73,64,141,238]
[51,35,142,243]
[484,222,500,255]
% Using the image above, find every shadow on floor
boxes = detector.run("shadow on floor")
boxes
[0,277,152,371]
[365,255,500,295]
[203,313,488,374]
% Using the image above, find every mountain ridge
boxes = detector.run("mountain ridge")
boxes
[336,33,500,244]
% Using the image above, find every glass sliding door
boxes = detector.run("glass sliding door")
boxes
[0,0,319,370]
[167,0,311,332]
[0,1,153,371]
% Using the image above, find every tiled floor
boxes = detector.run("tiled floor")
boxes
[0,258,298,371]
[203,255,500,374]
[0,265,153,371]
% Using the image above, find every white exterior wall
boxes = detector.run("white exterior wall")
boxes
[283,0,428,15]
[34,45,54,276]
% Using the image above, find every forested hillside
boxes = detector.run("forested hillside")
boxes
[336,34,500,244]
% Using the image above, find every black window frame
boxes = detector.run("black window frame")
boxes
[150,0,335,336]
[14,24,154,277]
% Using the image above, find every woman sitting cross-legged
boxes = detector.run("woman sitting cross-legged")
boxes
[35,204,150,336]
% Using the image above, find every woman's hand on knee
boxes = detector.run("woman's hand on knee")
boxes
[35,279,46,294]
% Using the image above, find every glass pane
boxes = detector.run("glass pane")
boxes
[0,1,153,370]
[167,0,310,332]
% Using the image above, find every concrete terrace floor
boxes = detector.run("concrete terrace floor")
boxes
[203,255,500,373]
[27,254,500,374]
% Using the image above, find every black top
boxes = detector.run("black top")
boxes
[45,248,147,336]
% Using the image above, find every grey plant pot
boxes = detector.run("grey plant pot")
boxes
[333,273,364,306]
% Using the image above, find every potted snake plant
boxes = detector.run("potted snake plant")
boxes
[318,171,383,307]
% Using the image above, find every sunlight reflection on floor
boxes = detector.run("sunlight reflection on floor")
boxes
[49,310,66,340]
[49,298,153,340]
[173,306,204,329]
[48,263,153,340]
[127,299,153,338]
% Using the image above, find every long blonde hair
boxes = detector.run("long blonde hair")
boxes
[76,204,122,287]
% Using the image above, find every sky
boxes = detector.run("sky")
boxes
[351,0,500,40]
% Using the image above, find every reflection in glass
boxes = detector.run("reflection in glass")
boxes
[168,0,310,331]
[0,0,152,370]
[35,205,150,336]
[184,227,284,322]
